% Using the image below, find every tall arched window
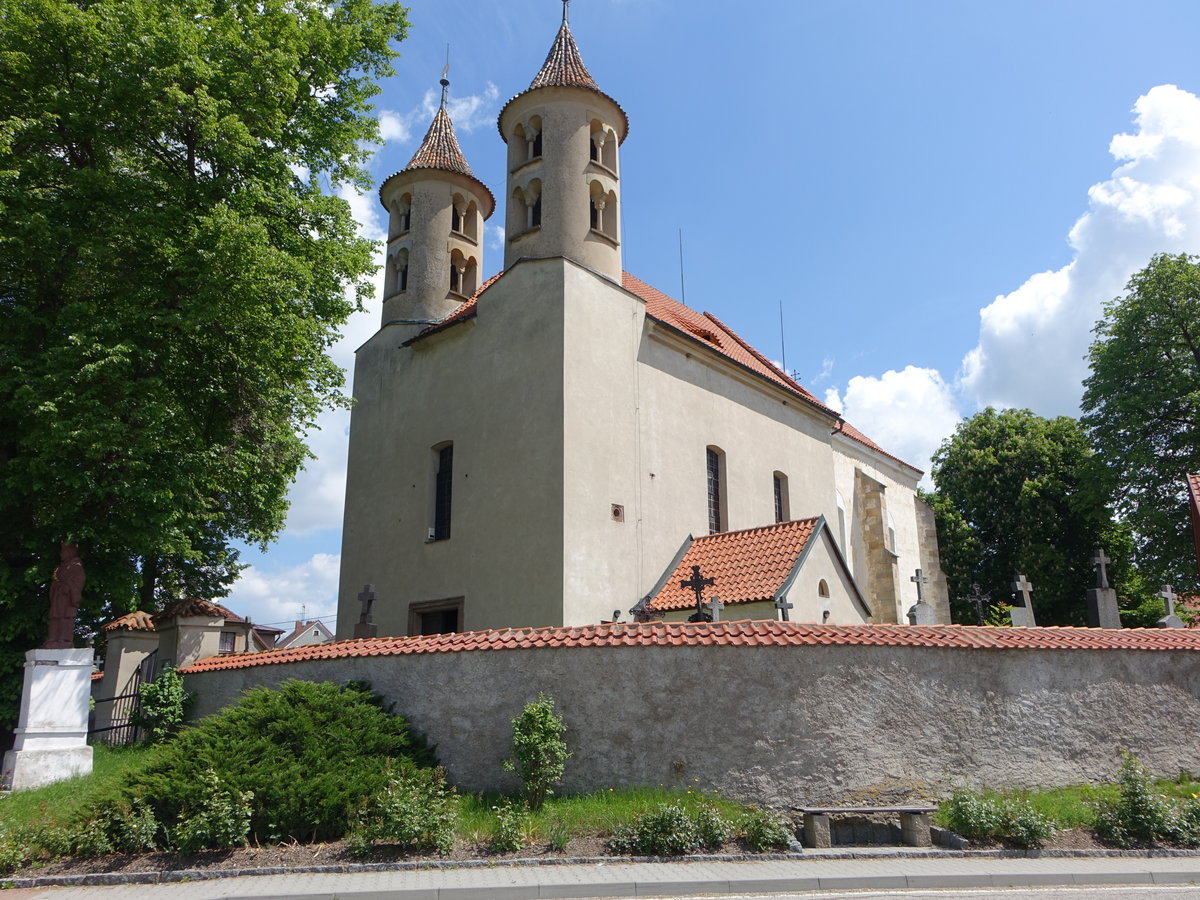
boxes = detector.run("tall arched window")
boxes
[706,446,726,534]
[431,442,453,541]
[835,490,848,551]
[773,472,789,523]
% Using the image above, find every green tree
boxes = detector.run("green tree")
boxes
[503,694,570,810]
[1082,252,1200,595]
[928,408,1131,625]
[0,0,408,730]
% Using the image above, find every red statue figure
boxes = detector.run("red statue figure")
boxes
[43,542,85,649]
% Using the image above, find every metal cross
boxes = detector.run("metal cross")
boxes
[775,595,794,622]
[911,569,930,602]
[680,565,715,618]
[965,583,989,626]
[1159,585,1179,617]
[1092,549,1111,590]
[357,584,378,624]
[707,594,724,622]
[1012,574,1034,608]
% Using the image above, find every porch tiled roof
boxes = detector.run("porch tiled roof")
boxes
[647,519,819,612]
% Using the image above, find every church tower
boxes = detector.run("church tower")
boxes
[498,1,627,281]
[379,78,494,337]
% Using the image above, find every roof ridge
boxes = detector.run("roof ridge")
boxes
[701,310,825,407]
[694,517,821,541]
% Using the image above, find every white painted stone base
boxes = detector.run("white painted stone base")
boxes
[1,648,94,791]
[3,745,92,792]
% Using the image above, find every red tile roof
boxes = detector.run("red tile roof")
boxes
[1189,473,1200,574]
[103,610,156,632]
[180,620,1200,674]
[498,19,628,143]
[408,267,920,473]
[156,598,244,623]
[648,519,819,612]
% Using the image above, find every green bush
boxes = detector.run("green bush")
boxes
[170,768,253,852]
[0,826,26,874]
[131,667,193,744]
[93,799,160,854]
[739,806,793,851]
[605,802,730,856]
[346,764,456,857]
[940,791,1055,848]
[503,694,570,809]
[489,799,528,854]
[121,680,436,843]
[1095,754,1200,847]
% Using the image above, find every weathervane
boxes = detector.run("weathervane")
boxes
[562,0,570,25]
[440,45,450,107]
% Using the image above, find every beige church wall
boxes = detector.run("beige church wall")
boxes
[784,530,869,624]
[185,641,1200,808]
[831,437,935,623]
[630,328,841,598]
[337,261,569,637]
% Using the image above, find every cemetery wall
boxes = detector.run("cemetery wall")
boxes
[184,638,1200,806]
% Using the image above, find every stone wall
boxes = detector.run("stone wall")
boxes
[184,637,1200,807]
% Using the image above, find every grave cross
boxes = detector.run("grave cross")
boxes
[357,584,378,624]
[1092,549,1111,590]
[1012,574,1034,607]
[910,569,930,602]
[707,594,724,622]
[965,583,989,626]
[680,565,715,618]
[1010,574,1037,627]
[775,595,794,622]
[1158,584,1179,618]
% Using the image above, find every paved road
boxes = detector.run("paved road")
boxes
[623,888,1200,900]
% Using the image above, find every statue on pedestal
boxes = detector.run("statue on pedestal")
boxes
[43,542,85,649]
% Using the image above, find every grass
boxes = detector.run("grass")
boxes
[0,743,155,831]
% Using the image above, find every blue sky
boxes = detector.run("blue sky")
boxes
[226,0,1200,630]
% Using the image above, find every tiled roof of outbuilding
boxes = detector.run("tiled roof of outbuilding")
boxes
[180,620,1200,674]
[103,610,156,632]
[648,519,820,612]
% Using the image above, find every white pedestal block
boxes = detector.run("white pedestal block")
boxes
[2,648,94,791]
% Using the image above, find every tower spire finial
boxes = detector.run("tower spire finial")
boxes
[440,45,450,107]
[562,0,570,26]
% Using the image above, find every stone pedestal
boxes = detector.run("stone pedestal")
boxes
[353,621,378,639]
[906,600,937,625]
[2,649,93,791]
[1009,606,1036,627]
[1087,587,1122,629]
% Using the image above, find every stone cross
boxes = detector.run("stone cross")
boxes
[1157,585,1184,628]
[965,584,989,627]
[775,595,794,622]
[910,569,930,602]
[707,594,724,622]
[354,584,379,639]
[1010,574,1037,627]
[1092,549,1111,590]
[680,565,715,618]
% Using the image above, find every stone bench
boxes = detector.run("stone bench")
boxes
[796,806,936,849]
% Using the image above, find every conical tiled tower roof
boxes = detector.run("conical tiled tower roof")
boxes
[379,83,495,216]
[498,15,628,143]
[404,104,475,178]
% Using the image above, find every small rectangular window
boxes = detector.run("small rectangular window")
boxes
[433,444,453,540]
[408,598,463,636]
[218,632,235,653]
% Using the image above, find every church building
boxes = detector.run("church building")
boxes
[336,5,949,637]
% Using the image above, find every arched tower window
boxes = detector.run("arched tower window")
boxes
[528,115,542,160]
[706,446,726,534]
[451,195,464,234]
[588,181,617,242]
[385,247,409,297]
[589,120,617,172]
[391,193,412,236]
[773,472,789,523]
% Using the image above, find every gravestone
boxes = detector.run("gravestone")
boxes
[1157,585,1185,629]
[681,565,715,623]
[1086,549,1121,629]
[1009,574,1037,627]
[964,584,990,626]
[354,584,378,639]
[707,595,724,622]
[906,569,937,625]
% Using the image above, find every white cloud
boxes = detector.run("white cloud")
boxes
[825,366,961,479]
[434,82,501,133]
[225,553,341,629]
[378,110,410,143]
[487,223,506,252]
[959,84,1200,415]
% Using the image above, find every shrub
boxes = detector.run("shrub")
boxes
[692,803,732,850]
[346,765,456,857]
[0,827,26,875]
[1095,753,1200,847]
[739,806,793,851]
[503,694,570,809]
[122,680,436,843]
[171,768,253,853]
[606,804,701,856]
[86,799,160,854]
[131,667,193,744]
[940,791,1055,849]
[489,799,528,854]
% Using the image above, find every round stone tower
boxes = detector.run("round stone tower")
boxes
[498,2,628,281]
[379,80,495,331]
